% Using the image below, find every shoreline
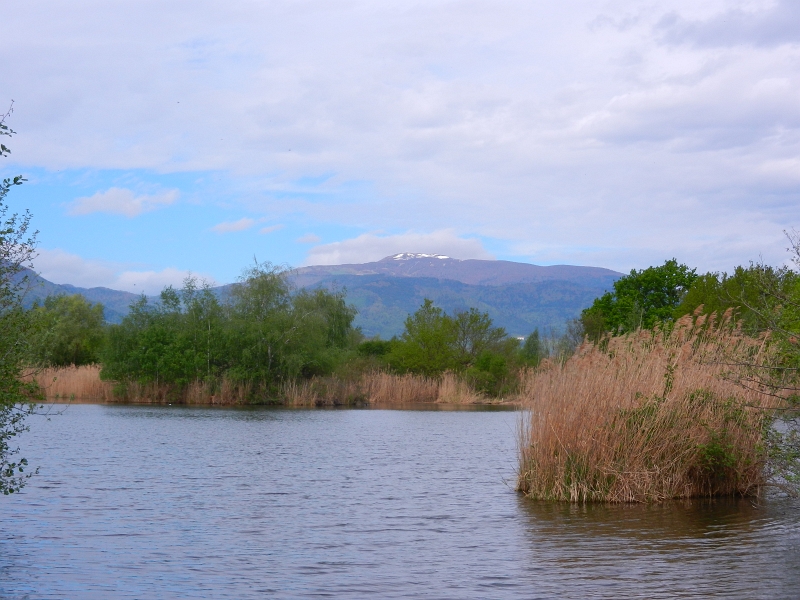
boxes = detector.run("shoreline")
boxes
[38,397,521,411]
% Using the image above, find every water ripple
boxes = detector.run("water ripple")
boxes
[1,404,798,599]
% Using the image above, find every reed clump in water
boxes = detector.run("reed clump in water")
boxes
[517,310,779,502]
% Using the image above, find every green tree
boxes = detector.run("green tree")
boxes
[452,307,508,368]
[581,259,697,339]
[101,264,358,398]
[28,294,105,366]
[388,299,458,375]
[521,329,543,365]
[1,104,38,494]
[712,235,800,495]
[388,299,513,385]
[674,265,792,333]
[102,278,226,387]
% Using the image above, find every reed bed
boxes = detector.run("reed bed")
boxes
[362,372,440,404]
[517,310,779,502]
[29,366,259,405]
[436,372,484,404]
[31,366,485,406]
[31,365,115,402]
[284,371,483,406]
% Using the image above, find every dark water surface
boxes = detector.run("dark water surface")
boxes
[2,404,799,599]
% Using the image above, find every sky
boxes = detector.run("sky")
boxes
[1,0,799,293]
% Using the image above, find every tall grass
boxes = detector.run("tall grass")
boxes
[31,366,488,406]
[283,371,483,406]
[31,365,114,402]
[517,311,780,502]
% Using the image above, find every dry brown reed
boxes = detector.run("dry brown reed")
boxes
[29,366,260,405]
[30,366,488,406]
[30,365,115,402]
[114,377,260,405]
[436,372,484,404]
[362,372,440,404]
[284,371,484,406]
[517,311,780,502]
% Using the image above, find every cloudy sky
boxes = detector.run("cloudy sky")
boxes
[2,0,798,293]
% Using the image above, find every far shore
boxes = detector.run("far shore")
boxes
[31,365,521,409]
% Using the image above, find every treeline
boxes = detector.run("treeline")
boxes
[579,258,799,344]
[28,263,574,401]
[30,263,358,399]
[29,255,800,404]
[349,299,578,396]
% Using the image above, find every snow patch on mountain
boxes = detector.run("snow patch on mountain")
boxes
[386,253,453,261]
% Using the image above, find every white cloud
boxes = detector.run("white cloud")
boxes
[68,187,178,217]
[34,248,214,294]
[211,218,255,233]
[3,1,800,273]
[259,224,284,234]
[33,248,118,289]
[304,230,493,265]
[115,268,205,294]
[297,233,321,244]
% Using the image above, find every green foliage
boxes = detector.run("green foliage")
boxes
[674,265,795,332]
[521,329,544,365]
[581,259,697,339]
[452,307,508,368]
[357,339,394,358]
[387,299,458,375]
[101,280,227,387]
[28,294,105,366]
[101,265,358,398]
[387,299,514,393]
[1,104,38,494]
[466,351,511,396]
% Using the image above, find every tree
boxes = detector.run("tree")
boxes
[387,299,514,389]
[581,259,697,339]
[387,299,458,375]
[101,264,359,397]
[452,307,507,368]
[28,294,106,366]
[102,278,227,388]
[521,329,543,365]
[715,232,800,494]
[1,103,38,494]
[673,265,791,333]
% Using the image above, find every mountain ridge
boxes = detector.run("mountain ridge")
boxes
[292,254,621,288]
[21,255,622,337]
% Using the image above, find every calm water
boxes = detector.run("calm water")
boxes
[1,404,799,599]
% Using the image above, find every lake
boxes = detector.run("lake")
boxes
[2,404,799,599]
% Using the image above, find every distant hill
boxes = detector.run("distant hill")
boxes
[303,275,616,338]
[20,254,621,337]
[19,269,143,323]
[292,253,619,287]
[293,254,620,337]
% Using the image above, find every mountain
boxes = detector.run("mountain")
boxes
[293,254,621,337]
[18,269,142,323]
[304,274,615,338]
[292,253,619,288]
[19,254,622,337]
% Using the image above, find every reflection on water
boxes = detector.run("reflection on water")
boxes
[519,498,800,599]
[1,404,798,599]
